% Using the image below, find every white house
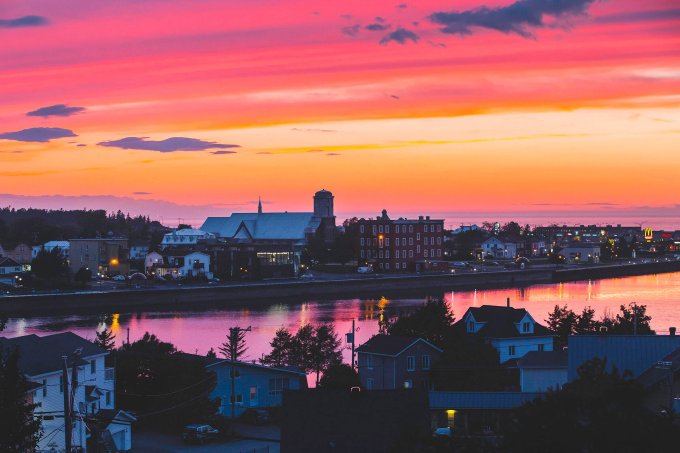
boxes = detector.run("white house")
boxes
[0,332,135,452]
[0,256,23,275]
[161,229,215,250]
[558,244,601,263]
[517,350,568,392]
[454,304,554,363]
[144,251,163,273]
[481,237,522,259]
[158,250,212,279]
[32,240,70,259]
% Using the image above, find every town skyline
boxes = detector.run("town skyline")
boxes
[1,0,679,223]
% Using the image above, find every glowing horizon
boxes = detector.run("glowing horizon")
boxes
[1,0,679,228]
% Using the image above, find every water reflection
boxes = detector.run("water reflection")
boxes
[4,272,680,363]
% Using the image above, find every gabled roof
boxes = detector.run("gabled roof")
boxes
[567,335,680,380]
[0,332,107,377]
[0,256,21,267]
[201,212,320,240]
[518,350,568,369]
[356,335,443,357]
[454,305,553,338]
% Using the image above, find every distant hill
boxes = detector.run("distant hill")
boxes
[0,207,169,249]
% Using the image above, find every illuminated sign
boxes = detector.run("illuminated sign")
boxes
[644,227,653,242]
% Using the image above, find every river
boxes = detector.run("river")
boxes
[3,272,680,365]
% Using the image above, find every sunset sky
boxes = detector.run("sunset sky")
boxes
[1,0,679,227]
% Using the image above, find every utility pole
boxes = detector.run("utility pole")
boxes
[62,356,71,453]
[346,320,357,370]
[633,302,638,335]
[229,326,251,420]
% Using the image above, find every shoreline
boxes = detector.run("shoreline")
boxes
[2,261,680,317]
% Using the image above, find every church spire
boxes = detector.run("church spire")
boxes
[258,196,262,214]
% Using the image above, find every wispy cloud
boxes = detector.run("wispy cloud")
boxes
[366,23,390,32]
[0,127,77,143]
[0,16,48,28]
[97,137,240,153]
[380,28,419,45]
[342,24,361,37]
[27,104,85,117]
[429,0,598,38]
[133,191,152,195]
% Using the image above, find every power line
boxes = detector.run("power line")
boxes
[121,374,216,397]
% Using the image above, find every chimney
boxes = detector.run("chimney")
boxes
[506,297,510,308]
[426,215,430,220]
[671,327,676,336]
[419,216,424,221]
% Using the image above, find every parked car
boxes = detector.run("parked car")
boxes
[181,424,220,444]
[451,261,468,269]
[241,408,272,425]
[357,266,373,274]
[111,274,126,281]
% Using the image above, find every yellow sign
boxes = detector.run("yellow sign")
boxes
[644,227,653,242]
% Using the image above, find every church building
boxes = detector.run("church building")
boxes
[200,190,336,277]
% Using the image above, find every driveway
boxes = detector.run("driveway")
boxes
[132,430,279,453]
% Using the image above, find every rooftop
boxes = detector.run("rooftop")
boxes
[0,332,107,377]
[356,335,442,357]
[202,212,320,240]
[518,350,568,369]
[455,305,553,338]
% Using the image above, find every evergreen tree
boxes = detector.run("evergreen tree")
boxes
[0,322,42,452]
[94,327,117,351]
[379,298,455,347]
[219,327,248,362]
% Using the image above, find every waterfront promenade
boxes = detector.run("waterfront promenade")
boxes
[2,260,680,316]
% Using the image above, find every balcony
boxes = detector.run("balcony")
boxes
[104,368,115,381]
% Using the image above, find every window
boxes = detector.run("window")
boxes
[468,321,474,332]
[431,249,434,257]
[402,249,406,258]
[437,225,442,232]
[437,237,441,245]
[360,225,365,233]
[366,354,373,370]
[90,360,96,374]
[43,380,47,397]
[366,378,374,390]
[396,263,400,269]
[424,250,428,258]
[409,225,413,233]
[235,394,243,405]
[538,344,545,352]
[416,233,421,240]
[360,250,365,258]
[268,377,290,395]
[386,238,390,247]
[409,238,413,246]
[407,356,416,371]
[385,263,390,270]
[395,250,400,259]
[395,238,399,247]
[379,263,384,269]
[508,345,516,356]
[385,225,390,233]
[385,250,390,258]
[379,251,383,258]
[417,245,421,253]
[106,391,111,406]
[250,386,257,401]
[379,225,383,233]
[422,355,431,370]
[437,249,441,257]
[522,322,530,333]
[424,237,429,246]
[403,262,406,268]
[431,225,435,233]
[409,250,413,258]
[404,380,413,389]
[372,225,377,234]
[360,238,365,246]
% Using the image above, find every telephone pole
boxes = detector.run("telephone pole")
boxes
[62,356,71,452]
[346,320,357,370]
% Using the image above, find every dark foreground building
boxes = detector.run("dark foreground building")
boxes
[281,389,430,453]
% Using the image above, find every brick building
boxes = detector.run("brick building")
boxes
[355,210,445,272]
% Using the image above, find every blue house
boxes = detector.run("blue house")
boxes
[205,358,308,417]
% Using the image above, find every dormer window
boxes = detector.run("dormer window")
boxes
[522,322,531,333]
[468,321,475,332]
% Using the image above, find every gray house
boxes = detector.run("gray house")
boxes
[204,358,308,417]
[356,335,443,391]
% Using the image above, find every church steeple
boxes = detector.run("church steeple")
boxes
[258,196,262,214]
